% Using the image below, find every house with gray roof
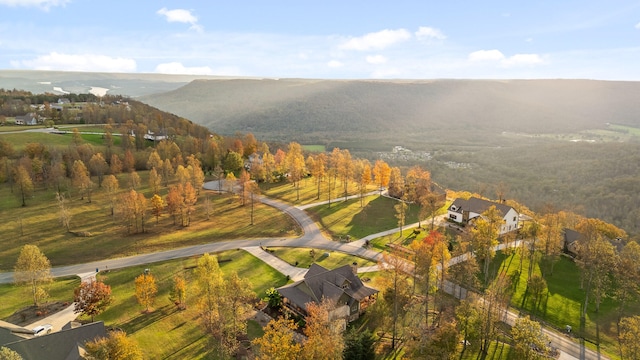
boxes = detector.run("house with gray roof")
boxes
[277,264,378,325]
[1,321,106,360]
[447,197,519,235]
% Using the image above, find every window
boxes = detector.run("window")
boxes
[450,214,458,220]
[513,216,516,221]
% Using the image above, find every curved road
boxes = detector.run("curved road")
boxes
[0,181,605,359]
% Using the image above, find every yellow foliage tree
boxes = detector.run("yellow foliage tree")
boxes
[134,273,157,312]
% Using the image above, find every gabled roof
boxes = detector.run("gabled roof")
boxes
[448,197,514,217]
[3,321,107,360]
[277,264,378,313]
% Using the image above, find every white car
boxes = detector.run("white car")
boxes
[32,324,52,336]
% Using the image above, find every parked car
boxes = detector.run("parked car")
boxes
[32,324,52,336]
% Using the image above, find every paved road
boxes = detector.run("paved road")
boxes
[1,181,607,359]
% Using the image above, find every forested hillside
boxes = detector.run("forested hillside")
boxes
[141,79,640,145]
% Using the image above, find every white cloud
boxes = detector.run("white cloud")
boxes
[340,29,411,51]
[327,60,343,68]
[366,55,388,64]
[635,22,640,29]
[468,49,506,61]
[0,0,69,10]
[501,53,545,67]
[415,27,446,41]
[16,52,136,72]
[157,7,202,31]
[155,62,213,75]
[468,49,546,67]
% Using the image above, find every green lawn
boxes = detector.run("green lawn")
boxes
[94,250,287,359]
[305,195,420,241]
[267,247,377,269]
[261,175,375,205]
[491,251,629,359]
[0,276,79,319]
[301,144,326,153]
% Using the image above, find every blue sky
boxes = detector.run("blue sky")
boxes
[1,0,640,79]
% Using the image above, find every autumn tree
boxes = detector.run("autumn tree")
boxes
[307,153,326,199]
[88,153,108,187]
[479,274,512,355]
[84,330,143,360]
[13,165,33,207]
[146,150,163,171]
[302,299,345,360]
[122,150,135,173]
[394,199,408,237]
[456,299,481,355]
[72,159,94,202]
[169,274,187,310]
[186,154,205,194]
[527,274,548,316]
[616,241,640,321]
[150,194,164,224]
[109,154,122,175]
[14,245,52,306]
[73,280,112,322]
[471,205,503,281]
[0,347,22,360]
[619,315,640,360]
[102,175,120,216]
[117,189,147,234]
[238,168,251,206]
[511,316,549,360]
[577,233,618,316]
[285,142,306,201]
[134,272,157,312]
[337,148,354,200]
[372,159,391,194]
[354,159,372,207]
[379,251,412,350]
[405,166,432,227]
[148,167,162,194]
[252,318,301,360]
[247,181,260,225]
[193,253,255,357]
[387,166,404,199]
[161,158,173,186]
[128,171,141,190]
[182,182,197,226]
[56,192,72,232]
[538,212,565,276]
[165,185,183,225]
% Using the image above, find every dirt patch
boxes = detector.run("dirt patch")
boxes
[3,301,69,327]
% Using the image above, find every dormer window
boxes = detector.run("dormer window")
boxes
[342,283,350,289]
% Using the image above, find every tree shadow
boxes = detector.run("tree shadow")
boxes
[120,304,178,334]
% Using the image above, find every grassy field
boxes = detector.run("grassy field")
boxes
[490,251,631,359]
[260,175,376,206]
[0,276,79,319]
[0,172,300,272]
[266,247,377,269]
[305,195,420,241]
[301,144,326,153]
[92,250,287,359]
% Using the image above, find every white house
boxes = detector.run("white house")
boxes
[447,197,519,235]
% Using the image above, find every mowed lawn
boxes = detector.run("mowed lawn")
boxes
[305,195,420,241]
[267,247,377,269]
[0,171,300,272]
[491,251,636,358]
[261,175,377,206]
[90,250,287,359]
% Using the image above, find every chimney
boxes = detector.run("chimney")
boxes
[351,262,358,275]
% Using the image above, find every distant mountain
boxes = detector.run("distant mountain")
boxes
[140,78,640,148]
[0,70,232,97]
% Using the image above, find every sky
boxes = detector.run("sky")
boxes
[1,0,640,80]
